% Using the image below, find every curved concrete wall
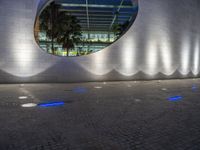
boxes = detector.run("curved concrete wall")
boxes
[0,0,199,83]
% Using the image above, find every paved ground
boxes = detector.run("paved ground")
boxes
[0,79,200,150]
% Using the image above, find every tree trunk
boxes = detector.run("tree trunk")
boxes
[67,49,69,56]
[51,2,54,55]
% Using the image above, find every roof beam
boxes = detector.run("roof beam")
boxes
[85,0,90,29]
[82,20,113,23]
[65,13,115,17]
[81,24,110,26]
[60,3,133,9]
[109,0,125,29]
[60,9,129,13]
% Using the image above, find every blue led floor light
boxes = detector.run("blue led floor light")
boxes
[168,96,183,102]
[38,101,65,107]
[192,85,198,91]
[72,87,88,93]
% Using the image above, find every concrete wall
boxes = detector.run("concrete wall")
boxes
[0,0,199,83]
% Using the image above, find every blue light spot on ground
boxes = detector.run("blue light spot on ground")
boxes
[168,96,183,101]
[192,85,198,91]
[73,87,88,93]
[38,101,65,107]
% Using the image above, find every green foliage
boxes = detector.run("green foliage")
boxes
[112,21,130,38]
[39,2,82,56]
[56,12,81,56]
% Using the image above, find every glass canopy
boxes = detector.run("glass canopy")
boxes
[34,0,138,56]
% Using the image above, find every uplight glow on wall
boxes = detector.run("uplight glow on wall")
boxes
[192,37,200,75]
[180,35,191,75]
[145,38,158,75]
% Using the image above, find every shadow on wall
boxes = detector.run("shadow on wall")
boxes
[0,63,197,83]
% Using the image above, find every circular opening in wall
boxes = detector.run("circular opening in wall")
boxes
[34,0,138,57]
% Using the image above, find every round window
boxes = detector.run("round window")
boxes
[34,0,138,57]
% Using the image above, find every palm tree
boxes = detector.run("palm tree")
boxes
[39,5,51,52]
[112,20,130,39]
[49,2,60,54]
[39,2,60,54]
[56,12,82,56]
[112,23,122,38]
[39,3,82,56]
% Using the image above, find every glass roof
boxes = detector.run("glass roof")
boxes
[55,0,138,31]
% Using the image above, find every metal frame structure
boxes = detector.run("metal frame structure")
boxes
[56,0,138,31]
